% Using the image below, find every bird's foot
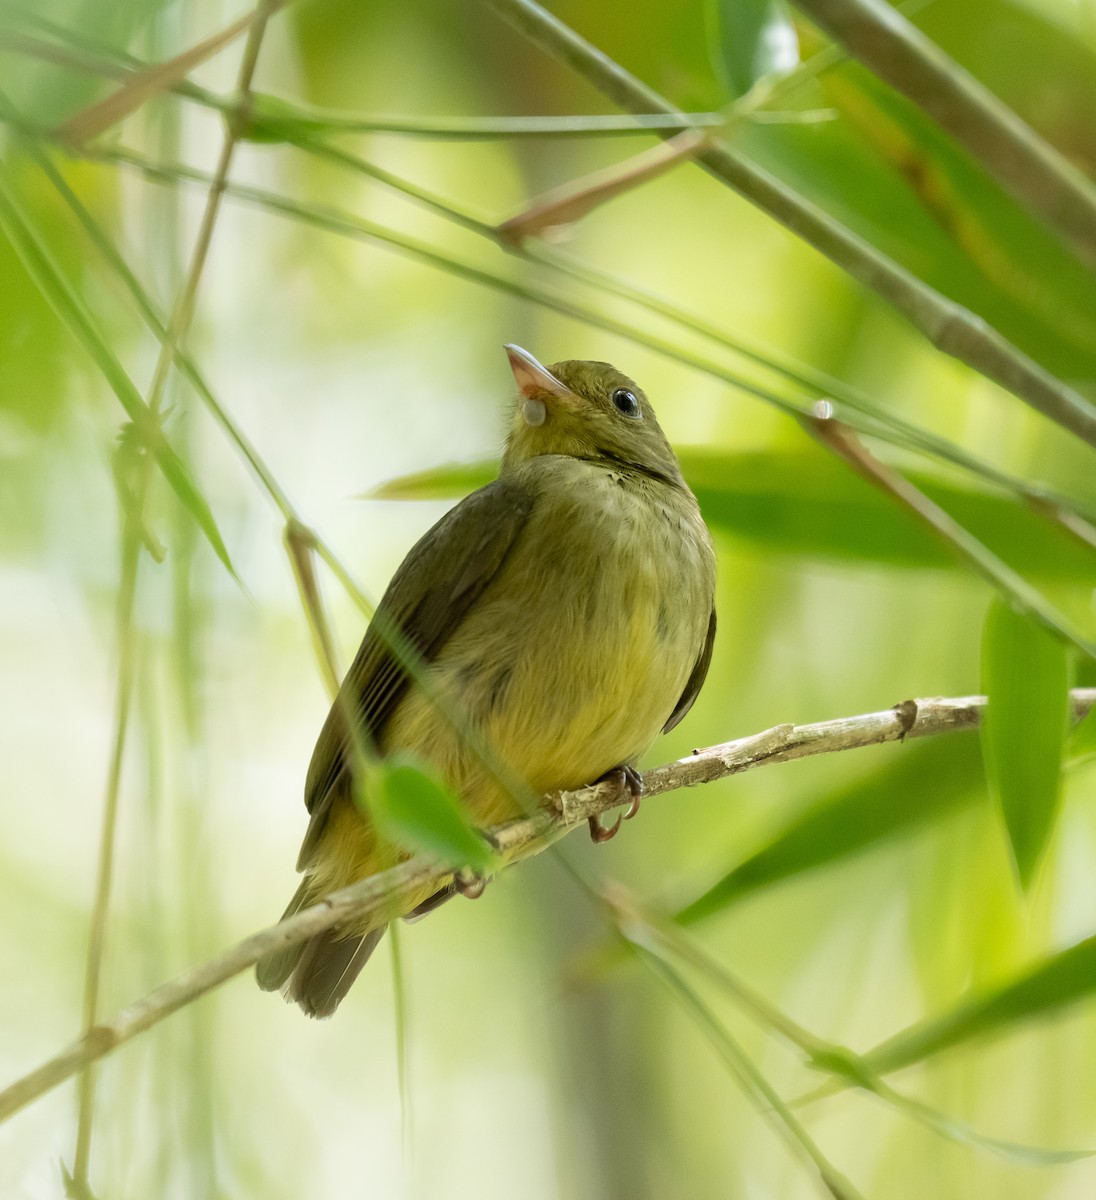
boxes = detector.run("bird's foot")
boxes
[587,765,644,843]
[588,812,622,843]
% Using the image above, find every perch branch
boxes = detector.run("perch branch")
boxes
[1,689,1093,1124]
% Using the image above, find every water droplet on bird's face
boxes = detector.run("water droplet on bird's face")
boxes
[522,398,547,427]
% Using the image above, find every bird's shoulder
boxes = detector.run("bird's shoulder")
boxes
[297,474,534,855]
[385,473,536,607]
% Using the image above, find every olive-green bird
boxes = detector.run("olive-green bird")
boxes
[256,346,716,1017]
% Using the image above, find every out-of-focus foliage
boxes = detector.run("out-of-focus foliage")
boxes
[1,0,1095,1198]
[981,599,1073,888]
[366,755,500,875]
[708,0,801,98]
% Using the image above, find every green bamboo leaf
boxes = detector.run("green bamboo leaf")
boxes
[0,193,71,433]
[363,754,497,875]
[0,162,238,580]
[865,933,1096,1076]
[686,449,1096,580]
[980,598,1072,888]
[740,44,1096,382]
[674,733,984,927]
[368,448,1096,581]
[874,1082,1092,1166]
[153,440,237,576]
[818,61,1096,377]
[709,0,800,98]
[368,460,495,501]
[631,900,1093,1164]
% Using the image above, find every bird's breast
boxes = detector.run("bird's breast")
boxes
[381,462,715,822]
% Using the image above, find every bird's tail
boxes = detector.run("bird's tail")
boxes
[255,879,386,1018]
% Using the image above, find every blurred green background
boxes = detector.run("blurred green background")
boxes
[2,0,1096,1196]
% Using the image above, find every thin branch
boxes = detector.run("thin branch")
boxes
[1,689,1093,1125]
[632,947,865,1200]
[792,0,1096,274]
[237,102,729,140]
[482,0,1096,450]
[69,478,144,1192]
[1,20,725,142]
[805,406,1096,658]
[497,129,707,243]
[140,0,274,419]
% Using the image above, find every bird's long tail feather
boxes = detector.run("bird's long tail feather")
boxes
[255,880,386,1018]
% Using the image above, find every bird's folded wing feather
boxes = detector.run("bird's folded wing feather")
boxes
[296,477,534,869]
[662,605,716,734]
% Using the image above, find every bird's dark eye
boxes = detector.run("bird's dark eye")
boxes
[612,388,641,418]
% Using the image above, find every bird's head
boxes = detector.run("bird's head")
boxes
[500,345,685,487]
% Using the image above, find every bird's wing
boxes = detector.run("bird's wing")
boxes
[662,605,716,734]
[296,477,534,868]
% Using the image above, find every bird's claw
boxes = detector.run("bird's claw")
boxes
[588,811,624,843]
[620,765,643,820]
[587,765,644,843]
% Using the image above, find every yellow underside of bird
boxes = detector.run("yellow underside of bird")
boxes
[306,454,714,919]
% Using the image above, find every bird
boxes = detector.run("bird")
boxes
[256,345,717,1017]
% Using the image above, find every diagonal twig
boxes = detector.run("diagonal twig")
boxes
[496,128,708,244]
[67,466,145,1197]
[804,405,1096,658]
[56,12,252,150]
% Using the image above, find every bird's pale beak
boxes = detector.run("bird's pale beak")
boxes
[504,344,570,400]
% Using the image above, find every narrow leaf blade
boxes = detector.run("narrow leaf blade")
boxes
[674,734,984,926]
[367,460,495,501]
[366,449,1096,581]
[980,598,1072,888]
[710,0,800,97]
[866,933,1096,1076]
[0,162,238,579]
[367,755,496,874]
